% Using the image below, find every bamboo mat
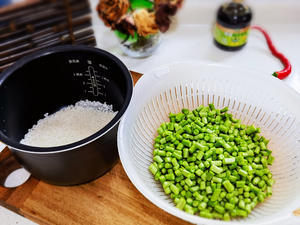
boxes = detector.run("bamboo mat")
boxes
[0,0,96,73]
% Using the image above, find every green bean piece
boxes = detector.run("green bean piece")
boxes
[214,205,225,214]
[170,184,180,195]
[185,178,194,187]
[236,181,245,188]
[182,139,192,147]
[200,211,213,219]
[211,165,223,174]
[193,192,204,201]
[267,155,275,165]
[165,173,175,181]
[246,125,257,135]
[223,157,235,164]
[182,169,192,178]
[238,169,248,177]
[176,197,186,210]
[220,107,228,113]
[206,186,213,194]
[149,163,158,175]
[225,202,235,211]
[171,158,180,169]
[239,199,246,209]
[184,204,195,215]
[182,108,189,115]
[211,160,222,166]
[195,169,204,177]
[223,180,235,193]
[165,163,172,169]
[153,155,164,164]
[252,177,260,185]
[183,148,189,158]
[211,188,222,201]
[200,181,206,190]
[236,209,248,217]
[223,213,230,221]
[212,176,223,183]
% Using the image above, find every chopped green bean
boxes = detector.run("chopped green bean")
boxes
[223,157,236,164]
[149,163,158,175]
[211,164,223,174]
[223,180,235,193]
[150,104,274,220]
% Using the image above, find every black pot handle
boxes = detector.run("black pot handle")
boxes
[0,146,31,188]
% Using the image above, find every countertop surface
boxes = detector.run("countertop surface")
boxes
[0,0,300,224]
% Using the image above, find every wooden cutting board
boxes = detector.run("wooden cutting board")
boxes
[0,72,192,225]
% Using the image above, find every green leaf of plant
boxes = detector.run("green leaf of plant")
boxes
[130,0,154,10]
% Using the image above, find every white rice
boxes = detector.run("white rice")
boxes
[20,100,117,147]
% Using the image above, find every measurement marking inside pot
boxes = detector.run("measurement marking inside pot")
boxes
[85,65,105,97]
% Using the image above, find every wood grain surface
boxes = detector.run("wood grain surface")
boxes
[0,71,192,225]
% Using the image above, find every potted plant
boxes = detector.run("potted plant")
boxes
[97,0,183,58]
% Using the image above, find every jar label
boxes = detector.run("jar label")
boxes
[214,23,249,47]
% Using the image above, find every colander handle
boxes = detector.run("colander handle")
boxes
[0,146,30,188]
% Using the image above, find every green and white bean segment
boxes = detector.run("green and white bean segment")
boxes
[149,104,274,221]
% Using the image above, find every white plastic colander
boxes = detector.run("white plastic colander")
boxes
[117,62,300,225]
